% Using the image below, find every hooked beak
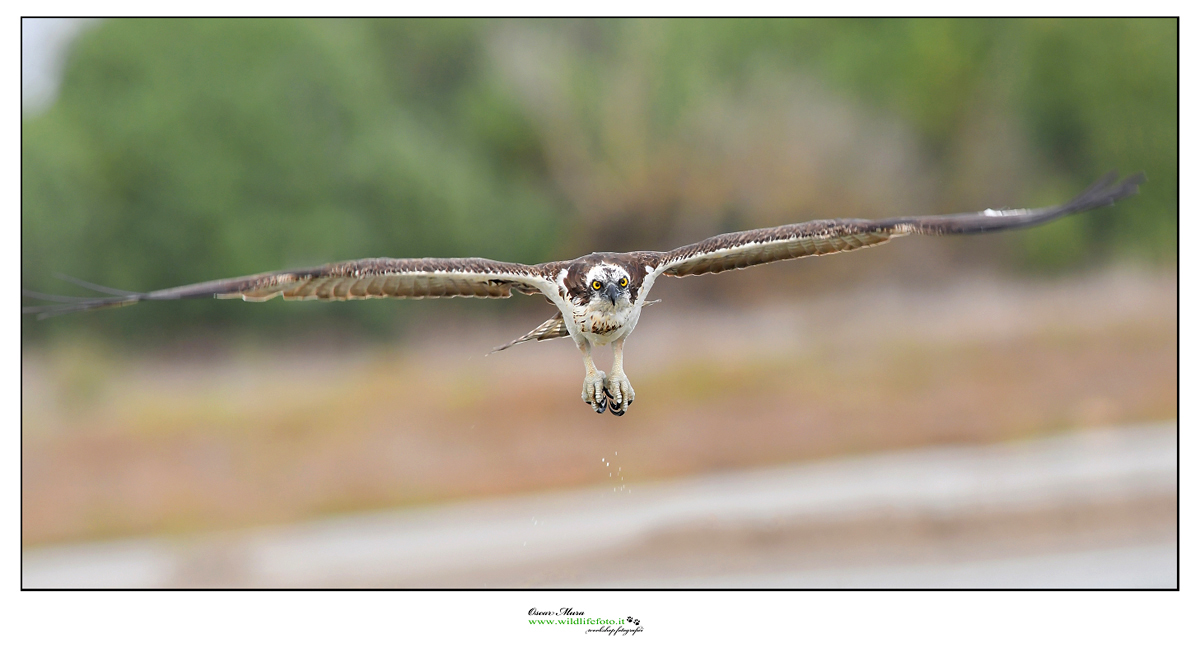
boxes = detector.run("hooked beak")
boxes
[604,282,620,305]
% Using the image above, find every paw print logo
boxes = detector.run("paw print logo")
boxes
[626,616,640,626]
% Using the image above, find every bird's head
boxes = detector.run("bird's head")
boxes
[581,264,633,311]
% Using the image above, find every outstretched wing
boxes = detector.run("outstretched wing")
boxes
[22,257,558,319]
[654,171,1145,278]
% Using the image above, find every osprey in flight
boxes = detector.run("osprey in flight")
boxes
[24,172,1144,416]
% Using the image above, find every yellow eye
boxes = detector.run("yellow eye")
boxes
[619,277,628,287]
[592,280,602,290]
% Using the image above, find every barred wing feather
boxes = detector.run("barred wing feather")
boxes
[22,257,558,319]
[655,172,1144,278]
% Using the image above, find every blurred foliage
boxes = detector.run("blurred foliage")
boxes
[22,18,1176,342]
[22,19,562,341]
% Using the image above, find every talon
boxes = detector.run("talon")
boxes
[605,384,623,408]
[603,371,635,417]
[583,369,609,413]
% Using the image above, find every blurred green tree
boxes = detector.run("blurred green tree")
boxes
[571,18,1175,267]
[22,18,562,341]
[22,18,1175,343]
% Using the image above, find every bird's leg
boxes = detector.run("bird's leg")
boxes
[579,340,608,414]
[605,337,635,416]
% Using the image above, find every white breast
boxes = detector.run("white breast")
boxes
[572,302,639,346]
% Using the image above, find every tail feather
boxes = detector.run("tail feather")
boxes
[489,312,570,354]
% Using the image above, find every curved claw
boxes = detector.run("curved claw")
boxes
[582,370,608,414]
[604,372,635,416]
